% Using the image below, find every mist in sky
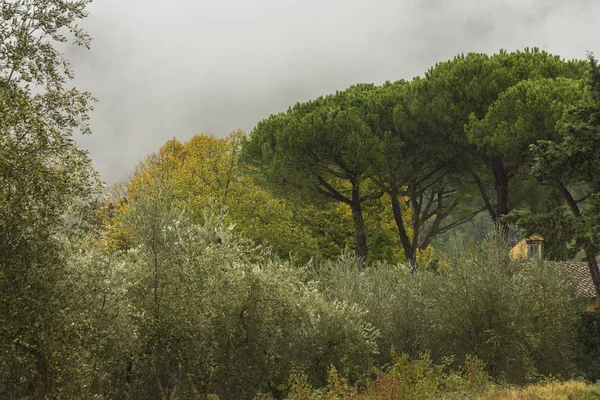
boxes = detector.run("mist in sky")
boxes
[67,0,600,185]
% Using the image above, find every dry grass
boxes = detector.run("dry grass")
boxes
[476,381,600,400]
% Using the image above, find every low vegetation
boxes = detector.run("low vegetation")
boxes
[2,197,593,398]
[476,381,600,400]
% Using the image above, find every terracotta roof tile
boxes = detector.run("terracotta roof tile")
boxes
[549,261,597,298]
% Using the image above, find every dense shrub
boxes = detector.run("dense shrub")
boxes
[0,233,135,399]
[310,237,580,383]
[307,254,430,364]
[92,188,379,399]
[575,307,600,381]
[4,191,585,398]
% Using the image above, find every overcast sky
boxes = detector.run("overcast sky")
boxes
[67,0,600,185]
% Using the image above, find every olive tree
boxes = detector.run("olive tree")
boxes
[0,1,99,396]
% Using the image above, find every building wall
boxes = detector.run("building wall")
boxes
[509,239,528,260]
[510,236,543,260]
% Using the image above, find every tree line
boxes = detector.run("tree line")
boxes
[3,1,600,398]
[241,48,600,293]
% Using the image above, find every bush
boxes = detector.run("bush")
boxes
[425,239,579,382]
[5,189,583,398]
[310,236,580,383]
[101,188,379,399]
[575,307,600,381]
[283,352,491,399]
[307,253,430,364]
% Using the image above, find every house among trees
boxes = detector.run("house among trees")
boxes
[509,234,544,260]
[510,235,597,304]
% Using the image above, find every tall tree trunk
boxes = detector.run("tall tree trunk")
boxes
[490,156,509,218]
[411,188,422,267]
[490,157,510,238]
[585,251,600,298]
[552,179,600,297]
[391,190,414,264]
[473,173,497,221]
[351,185,368,266]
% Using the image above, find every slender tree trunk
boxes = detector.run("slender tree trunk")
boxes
[553,179,581,218]
[351,185,368,266]
[585,251,600,298]
[490,157,509,218]
[552,179,600,297]
[472,173,497,221]
[411,188,421,267]
[489,157,510,239]
[391,191,414,264]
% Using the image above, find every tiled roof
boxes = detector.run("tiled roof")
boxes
[549,261,597,298]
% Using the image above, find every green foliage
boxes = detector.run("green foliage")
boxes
[57,237,137,398]
[0,1,100,397]
[426,239,578,382]
[466,78,583,160]
[0,0,97,234]
[310,236,580,384]
[2,17,597,397]
[464,76,582,226]
[243,84,392,261]
[244,84,381,190]
[283,353,491,400]
[114,132,368,262]
[508,208,577,260]
[531,54,600,261]
[101,186,380,399]
[423,48,585,220]
[575,308,600,381]
[371,79,471,264]
[424,48,584,136]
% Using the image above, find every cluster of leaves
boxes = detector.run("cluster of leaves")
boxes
[242,48,591,269]
[106,131,410,264]
[575,306,600,381]
[308,235,581,384]
[7,200,582,399]
[510,54,600,294]
[0,1,100,397]
[65,189,381,399]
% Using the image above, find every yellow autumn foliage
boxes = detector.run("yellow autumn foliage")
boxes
[103,130,433,262]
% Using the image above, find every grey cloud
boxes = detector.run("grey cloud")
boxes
[66,0,600,185]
